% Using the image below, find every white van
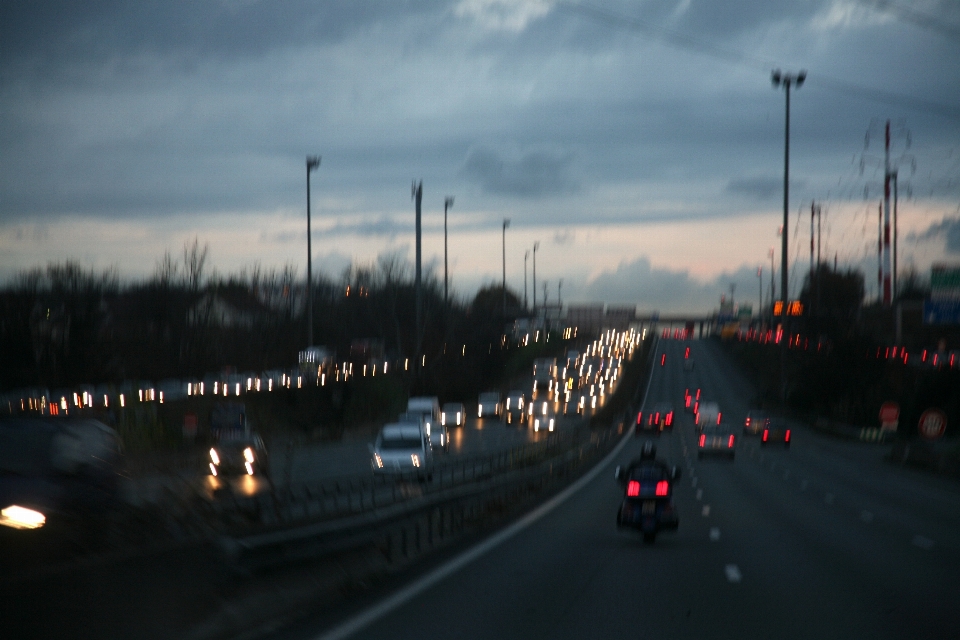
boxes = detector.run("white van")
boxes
[370,423,433,479]
[696,402,720,431]
[407,396,441,439]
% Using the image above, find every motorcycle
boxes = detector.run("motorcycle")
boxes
[614,462,681,543]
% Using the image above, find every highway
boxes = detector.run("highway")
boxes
[278,337,960,640]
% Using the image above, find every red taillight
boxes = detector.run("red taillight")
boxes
[656,480,669,496]
[922,349,928,362]
[699,434,706,447]
[785,429,791,442]
[654,412,661,424]
[627,480,640,497]
[685,347,690,358]
[685,395,691,408]
[696,389,701,399]
[666,412,673,426]
[717,412,722,425]
[636,412,642,425]
[745,417,751,426]
[660,354,666,366]
[728,434,735,448]
[762,430,769,442]
[694,401,699,414]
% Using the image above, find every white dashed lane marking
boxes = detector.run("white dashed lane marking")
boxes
[912,535,935,550]
[702,505,711,517]
[696,489,703,501]
[725,564,742,583]
[691,477,698,488]
[709,527,720,541]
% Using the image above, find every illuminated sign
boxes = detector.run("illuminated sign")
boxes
[773,301,804,316]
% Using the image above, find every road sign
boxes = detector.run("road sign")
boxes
[923,299,960,325]
[918,409,947,442]
[879,402,899,431]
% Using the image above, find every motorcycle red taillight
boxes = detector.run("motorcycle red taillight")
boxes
[627,480,640,497]
[656,480,669,496]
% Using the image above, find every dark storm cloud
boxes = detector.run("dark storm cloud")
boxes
[910,216,960,253]
[460,147,579,198]
[0,0,444,69]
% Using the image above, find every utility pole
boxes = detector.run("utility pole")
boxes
[542,281,548,309]
[412,181,423,365]
[883,120,892,306]
[892,171,898,300]
[558,279,563,310]
[757,266,763,322]
[444,197,454,306]
[878,201,882,303]
[306,155,320,347]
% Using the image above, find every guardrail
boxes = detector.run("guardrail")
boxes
[219,425,622,571]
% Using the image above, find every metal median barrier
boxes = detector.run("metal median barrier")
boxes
[218,425,622,571]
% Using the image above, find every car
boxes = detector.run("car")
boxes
[407,396,440,434]
[684,388,700,413]
[743,410,770,436]
[209,431,269,477]
[370,423,433,479]
[441,402,466,427]
[397,412,447,451]
[533,410,556,432]
[698,425,736,460]
[760,419,791,447]
[528,398,551,419]
[477,392,501,418]
[649,403,675,430]
[504,390,526,424]
[695,401,720,431]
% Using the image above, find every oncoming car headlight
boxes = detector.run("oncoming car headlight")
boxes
[374,453,383,468]
[243,447,255,463]
[411,454,420,467]
[209,448,220,466]
[0,505,46,530]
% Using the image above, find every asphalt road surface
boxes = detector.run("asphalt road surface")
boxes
[282,337,960,640]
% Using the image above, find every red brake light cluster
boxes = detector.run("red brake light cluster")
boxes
[745,417,751,427]
[655,480,669,496]
[627,480,640,497]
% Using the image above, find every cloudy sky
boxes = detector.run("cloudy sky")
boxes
[2,0,959,313]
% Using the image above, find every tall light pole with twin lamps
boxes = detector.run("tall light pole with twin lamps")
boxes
[444,197,454,306]
[771,69,805,313]
[532,241,540,312]
[524,250,530,311]
[502,219,510,314]
[305,155,321,347]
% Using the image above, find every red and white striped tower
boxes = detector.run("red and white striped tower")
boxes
[882,120,892,306]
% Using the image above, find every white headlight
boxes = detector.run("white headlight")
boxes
[243,447,255,463]
[209,448,220,465]
[0,505,46,530]
[411,454,420,467]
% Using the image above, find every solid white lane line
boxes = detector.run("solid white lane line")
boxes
[725,564,742,583]
[912,535,935,550]
[824,493,834,504]
[702,505,711,517]
[860,510,874,523]
[691,477,698,488]
[696,489,703,501]
[709,527,720,541]
[312,342,662,640]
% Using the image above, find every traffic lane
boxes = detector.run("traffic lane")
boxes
[732,432,960,563]
[308,430,747,640]
[684,425,960,639]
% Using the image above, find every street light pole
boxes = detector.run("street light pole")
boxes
[757,266,763,322]
[771,69,805,313]
[532,241,540,312]
[444,197,454,306]
[524,250,530,311]
[502,219,510,314]
[306,155,321,347]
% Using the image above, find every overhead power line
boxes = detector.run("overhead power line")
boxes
[552,1,960,122]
